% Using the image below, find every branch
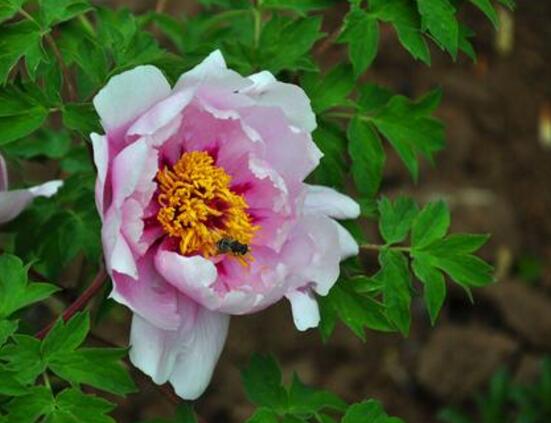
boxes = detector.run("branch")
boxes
[35,265,108,339]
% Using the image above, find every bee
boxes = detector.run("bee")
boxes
[217,238,249,256]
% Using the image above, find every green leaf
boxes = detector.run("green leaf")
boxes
[498,0,515,10]
[49,388,116,423]
[41,313,89,359]
[469,0,499,27]
[347,117,385,198]
[5,386,53,423]
[0,254,59,319]
[49,348,136,396]
[262,0,334,14]
[62,103,101,135]
[0,320,18,346]
[370,0,430,64]
[0,368,28,396]
[372,94,444,181]
[174,404,198,423]
[318,281,394,341]
[242,354,288,409]
[3,128,71,159]
[357,83,393,114]
[288,374,347,415]
[0,21,43,84]
[411,200,450,249]
[0,85,49,145]
[0,0,27,24]
[39,0,92,27]
[412,257,446,325]
[302,65,354,113]
[246,408,279,423]
[429,254,494,287]
[377,196,418,244]
[0,334,45,384]
[378,250,411,336]
[422,233,489,255]
[342,399,403,423]
[310,121,347,189]
[417,0,459,58]
[338,9,379,78]
[258,15,324,74]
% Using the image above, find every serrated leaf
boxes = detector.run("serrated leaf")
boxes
[49,348,136,396]
[40,0,92,27]
[430,254,494,287]
[2,129,71,159]
[242,354,287,409]
[357,84,393,114]
[372,94,444,181]
[310,121,347,189]
[411,200,450,249]
[62,103,101,135]
[422,233,489,255]
[0,320,18,346]
[417,0,459,57]
[5,386,53,423]
[379,250,411,336]
[370,0,430,64]
[0,21,43,84]
[246,408,279,423]
[348,117,385,198]
[288,374,347,415]
[49,388,116,423]
[377,196,418,244]
[342,399,402,423]
[302,65,354,113]
[0,0,27,24]
[338,9,379,77]
[319,282,394,341]
[258,15,324,74]
[412,257,446,325]
[0,254,59,318]
[0,368,29,396]
[41,313,89,359]
[0,334,45,384]
[470,0,499,27]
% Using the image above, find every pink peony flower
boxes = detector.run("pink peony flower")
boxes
[91,51,360,399]
[0,153,63,224]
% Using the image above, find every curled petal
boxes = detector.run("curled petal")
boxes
[286,289,320,331]
[93,65,171,131]
[303,184,360,220]
[129,299,229,399]
[0,180,63,224]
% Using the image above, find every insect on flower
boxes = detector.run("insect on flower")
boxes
[217,238,249,256]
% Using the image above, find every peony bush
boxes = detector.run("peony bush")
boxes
[0,0,513,421]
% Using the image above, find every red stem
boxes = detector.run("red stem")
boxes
[35,266,108,339]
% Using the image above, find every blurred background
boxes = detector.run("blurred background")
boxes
[81,1,551,422]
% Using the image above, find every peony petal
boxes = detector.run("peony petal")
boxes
[102,208,138,279]
[91,133,109,216]
[154,249,219,303]
[175,50,249,93]
[93,65,171,131]
[111,138,148,207]
[0,180,63,224]
[303,184,360,220]
[0,153,8,191]
[333,221,359,260]
[286,289,320,331]
[243,71,317,132]
[129,299,230,399]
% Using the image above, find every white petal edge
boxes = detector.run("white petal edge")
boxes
[334,221,359,260]
[0,153,8,191]
[0,180,63,224]
[93,65,171,130]
[303,184,360,220]
[242,71,317,133]
[286,289,320,331]
[129,304,230,400]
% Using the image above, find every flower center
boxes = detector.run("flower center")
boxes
[156,151,257,259]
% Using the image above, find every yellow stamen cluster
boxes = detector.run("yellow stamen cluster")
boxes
[156,151,257,258]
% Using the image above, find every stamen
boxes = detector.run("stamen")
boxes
[156,151,258,260]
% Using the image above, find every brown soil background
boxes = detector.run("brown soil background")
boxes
[88,1,551,422]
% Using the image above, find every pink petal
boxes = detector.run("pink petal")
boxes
[93,65,171,131]
[0,180,63,224]
[242,70,317,133]
[0,153,8,191]
[303,184,360,220]
[129,298,229,399]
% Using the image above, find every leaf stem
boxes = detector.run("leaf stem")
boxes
[35,265,108,339]
[42,372,51,390]
[252,5,261,49]
[324,111,371,122]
